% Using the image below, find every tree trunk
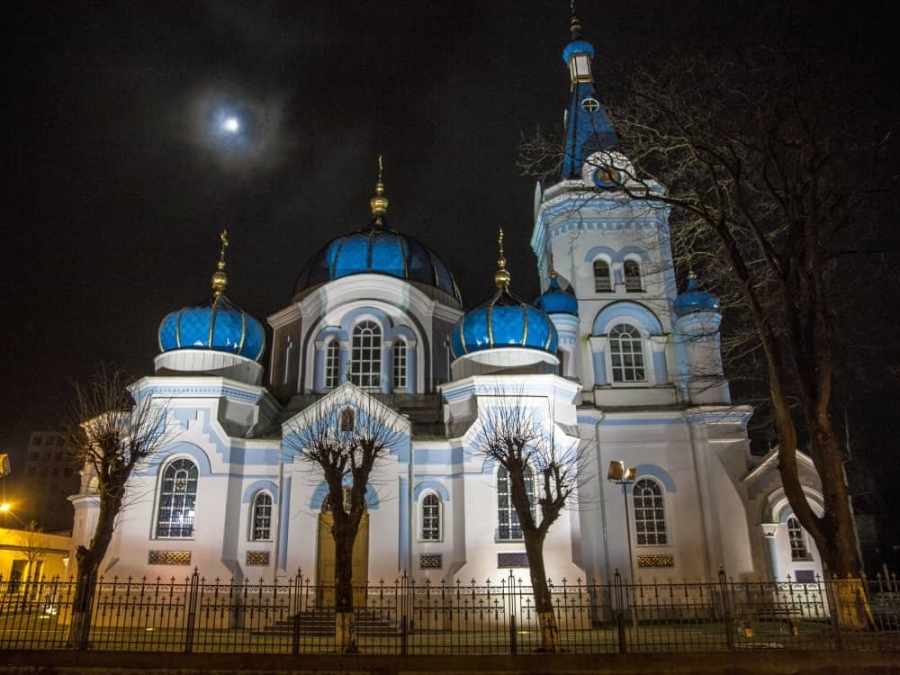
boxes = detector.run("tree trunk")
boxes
[67,563,97,649]
[333,522,358,652]
[524,535,560,653]
[806,409,871,630]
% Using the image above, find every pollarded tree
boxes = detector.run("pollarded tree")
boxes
[477,396,581,652]
[522,39,896,627]
[595,48,891,626]
[282,384,406,653]
[64,365,171,648]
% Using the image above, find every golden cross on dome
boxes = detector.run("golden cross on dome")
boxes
[211,229,229,296]
[370,155,389,225]
[494,228,511,291]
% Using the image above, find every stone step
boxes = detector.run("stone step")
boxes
[259,611,399,636]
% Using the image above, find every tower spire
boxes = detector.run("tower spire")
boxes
[559,8,618,180]
[211,229,229,297]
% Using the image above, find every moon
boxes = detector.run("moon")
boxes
[186,86,290,172]
[221,116,241,134]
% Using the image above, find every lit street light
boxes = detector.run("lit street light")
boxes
[607,461,637,632]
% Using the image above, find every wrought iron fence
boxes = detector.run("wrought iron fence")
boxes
[0,569,897,654]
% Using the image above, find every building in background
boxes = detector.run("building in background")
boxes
[9,432,80,534]
[0,526,70,590]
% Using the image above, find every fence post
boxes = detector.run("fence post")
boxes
[401,614,408,656]
[614,570,626,654]
[823,572,843,650]
[507,570,518,655]
[718,566,734,651]
[292,613,301,655]
[184,568,199,653]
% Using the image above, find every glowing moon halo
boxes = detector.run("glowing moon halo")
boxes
[221,116,241,134]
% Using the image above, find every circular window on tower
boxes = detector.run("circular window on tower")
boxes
[581,97,600,112]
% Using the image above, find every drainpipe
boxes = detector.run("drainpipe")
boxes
[595,414,611,582]
[687,414,713,580]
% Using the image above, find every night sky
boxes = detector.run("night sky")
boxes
[3,2,897,485]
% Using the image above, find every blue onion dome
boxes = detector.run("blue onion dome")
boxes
[674,271,720,317]
[293,158,462,307]
[534,271,578,316]
[158,230,266,361]
[450,229,558,358]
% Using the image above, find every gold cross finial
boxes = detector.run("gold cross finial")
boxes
[494,228,511,290]
[570,1,582,37]
[211,229,229,296]
[370,155,389,225]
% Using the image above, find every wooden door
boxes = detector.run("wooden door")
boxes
[315,491,369,608]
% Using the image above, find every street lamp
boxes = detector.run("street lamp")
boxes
[608,461,638,630]
[0,502,26,528]
[607,461,637,582]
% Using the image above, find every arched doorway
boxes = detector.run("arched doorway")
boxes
[315,487,369,608]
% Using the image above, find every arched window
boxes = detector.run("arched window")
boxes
[350,320,382,390]
[593,260,612,292]
[609,323,646,382]
[498,465,534,541]
[251,492,273,541]
[324,339,340,389]
[624,259,642,292]
[393,339,407,391]
[787,516,810,560]
[156,458,198,538]
[632,478,668,545]
[421,493,440,541]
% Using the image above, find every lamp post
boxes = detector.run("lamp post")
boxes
[608,461,637,629]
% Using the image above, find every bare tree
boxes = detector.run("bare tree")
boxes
[15,521,47,607]
[282,384,406,653]
[477,395,581,652]
[64,365,171,648]
[522,41,896,627]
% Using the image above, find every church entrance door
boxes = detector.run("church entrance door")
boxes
[315,488,369,608]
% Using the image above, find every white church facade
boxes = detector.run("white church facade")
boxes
[70,14,826,591]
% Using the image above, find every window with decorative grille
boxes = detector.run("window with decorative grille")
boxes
[633,478,668,545]
[156,458,198,538]
[252,493,272,541]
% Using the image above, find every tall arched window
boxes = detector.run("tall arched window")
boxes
[251,492,273,541]
[393,339,407,391]
[421,493,440,541]
[609,323,646,382]
[624,259,642,291]
[632,478,668,545]
[350,320,382,390]
[787,516,810,560]
[593,260,612,292]
[324,339,340,389]
[156,458,198,538]
[498,465,534,541]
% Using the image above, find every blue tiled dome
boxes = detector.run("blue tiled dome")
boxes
[450,289,558,358]
[158,294,265,361]
[294,222,462,305]
[674,273,719,317]
[534,275,578,316]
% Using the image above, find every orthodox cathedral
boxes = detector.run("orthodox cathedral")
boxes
[71,14,826,589]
